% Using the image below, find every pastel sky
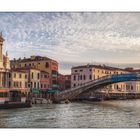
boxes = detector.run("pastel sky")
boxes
[1,12,140,74]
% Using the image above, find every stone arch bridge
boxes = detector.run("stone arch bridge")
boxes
[54,73,140,102]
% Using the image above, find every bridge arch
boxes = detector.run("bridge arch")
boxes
[56,73,140,101]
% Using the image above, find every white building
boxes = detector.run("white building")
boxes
[71,64,140,93]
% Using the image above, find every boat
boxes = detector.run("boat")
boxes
[0,100,32,109]
[0,90,32,109]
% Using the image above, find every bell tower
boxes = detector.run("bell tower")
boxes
[0,32,4,69]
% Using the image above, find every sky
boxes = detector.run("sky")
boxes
[1,12,140,74]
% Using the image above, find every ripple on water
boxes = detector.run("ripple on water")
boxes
[0,100,139,128]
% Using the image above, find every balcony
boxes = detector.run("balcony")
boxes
[52,84,58,88]
[52,74,58,77]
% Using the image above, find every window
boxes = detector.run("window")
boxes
[80,69,83,72]
[19,74,22,78]
[78,75,80,81]
[80,75,82,80]
[37,73,40,79]
[74,70,78,72]
[29,63,31,66]
[20,82,22,87]
[116,85,119,90]
[13,82,16,87]
[74,75,76,81]
[83,75,86,80]
[44,84,46,88]
[25,82,28,88]
[52,80,57,84]
[52,70,57,75]
[89,69,92,71]
[37,82,40,88]
[25,64,27,67]
[16,82,19,88]
[89,75,92,80]
[93,75,95,80]
[14,73,16,78]
[31,72,34,79]
[25,74,27,79]
[73,84,76,87]
[34,82,36,88]
[44,75,48,78]
[45,62,49,68]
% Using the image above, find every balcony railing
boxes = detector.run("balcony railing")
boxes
[52,74,58,77]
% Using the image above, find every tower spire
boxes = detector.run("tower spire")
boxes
[0,31,4,41]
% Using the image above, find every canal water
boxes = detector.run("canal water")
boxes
[0,100,140,128]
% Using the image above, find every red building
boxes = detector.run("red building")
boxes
[64,75,71,90]
[58,73,65,91]
[58,74,71,91]
[40,71,50,97]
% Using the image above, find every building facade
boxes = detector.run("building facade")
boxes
[40,71,50,92]
[58,73,66,91]
[10,55,58,90]
[64,75,71,90]
[71,64,140,93]
[10,70,29,96]
[58,74,71,91]
[0,34,11,102]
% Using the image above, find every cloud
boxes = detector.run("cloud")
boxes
[1,12,140,73]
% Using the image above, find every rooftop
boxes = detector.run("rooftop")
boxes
[10,55,58,64]
[72,64,130,72]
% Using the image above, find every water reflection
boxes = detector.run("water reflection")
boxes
[0,100,140,128]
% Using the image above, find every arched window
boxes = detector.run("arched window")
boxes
[83,75,86,80]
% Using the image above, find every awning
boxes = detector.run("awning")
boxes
[0,89,10,93]
[47,89,60,93]
[31,88,40,94]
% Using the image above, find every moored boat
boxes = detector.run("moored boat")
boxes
[0,100,32,109]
